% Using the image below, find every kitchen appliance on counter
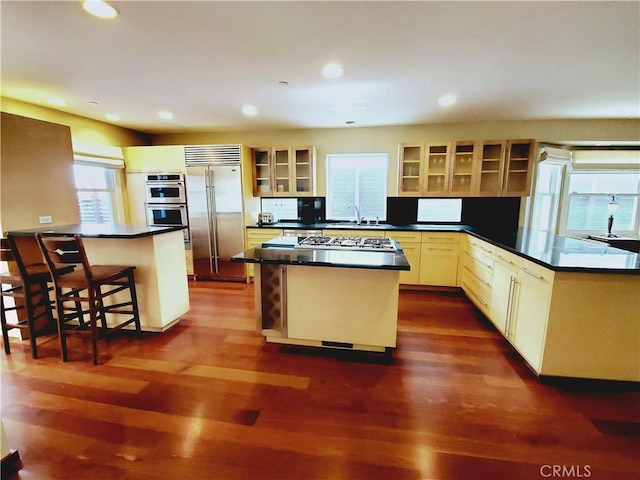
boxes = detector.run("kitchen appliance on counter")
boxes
[294,235,398,252]
[258,212,274,225]
[145,173,189,243]
[185,145,246,281]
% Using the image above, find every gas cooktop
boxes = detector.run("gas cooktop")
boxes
[294,235,398,252]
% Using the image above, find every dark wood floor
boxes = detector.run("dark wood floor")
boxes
[2,281,639,480]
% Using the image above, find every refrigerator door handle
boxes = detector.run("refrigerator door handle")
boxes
[207,168,219,274]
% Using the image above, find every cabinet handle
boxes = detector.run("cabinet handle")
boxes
[505,276,515,336]
[463,283,489,307]
[464,266,491,287]
[465,252,493,270]
[520,266,544,279]
[479,245,493,253]
[427,247,454,251]
[495,253,514,265]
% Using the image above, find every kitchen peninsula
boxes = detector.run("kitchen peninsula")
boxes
[8,224,189,332]
[232,236,410,353]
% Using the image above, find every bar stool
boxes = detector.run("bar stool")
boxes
[35,233,142,365]
[0,237,56,358]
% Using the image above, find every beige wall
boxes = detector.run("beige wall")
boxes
[1,112,81,232]
[152,119,640,195]
[1,97,150,147]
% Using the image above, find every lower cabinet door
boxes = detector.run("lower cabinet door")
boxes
[398,243,420,284]
[419,243,459,286]
[510,265,553,372]
[489,261,516,335]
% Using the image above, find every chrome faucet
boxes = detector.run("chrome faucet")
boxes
[348,205,363,225]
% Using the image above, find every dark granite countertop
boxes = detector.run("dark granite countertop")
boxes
[232,236,410,271]
[245,223,640,274]
[8,223,185,239]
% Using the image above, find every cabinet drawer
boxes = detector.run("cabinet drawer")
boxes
[246,228,284,248]
[461,270,491,314]
[421,232,460,244]
[464,247,494,273]
[465,235,496,255]
[462,262,492,289]
[517,258,554,284]
[386,231,421,243]
[493,248,519,268]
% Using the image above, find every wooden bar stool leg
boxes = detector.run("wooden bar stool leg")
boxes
[89,288,100,366]
[128,272,142,339]
[55,287,69,362]
[1,294,11,355]
[24,283,39,359]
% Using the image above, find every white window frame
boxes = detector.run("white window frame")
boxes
[73,154,126,225]
[325,153,388,222]
[558,167,640,237]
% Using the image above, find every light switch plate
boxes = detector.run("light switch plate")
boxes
[38,215,53,224]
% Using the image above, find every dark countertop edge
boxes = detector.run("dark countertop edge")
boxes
[7,224,186,239]
[232,247,410,271]
[464,231,640,275]
[245,223,640,274]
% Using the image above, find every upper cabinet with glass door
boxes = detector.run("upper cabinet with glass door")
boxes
[251,146,317,197]
[449,141,478,196]
[292,146,317,196]
[503,140,536,196]
[398,144,424,196]
[423,142,452,196]
[477,140,506,196]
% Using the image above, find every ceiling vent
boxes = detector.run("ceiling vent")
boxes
[185,144,241,166]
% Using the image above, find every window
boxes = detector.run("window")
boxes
[562,170,640,236]
[73,164,117,224]
[326,153,388,221]
[417,198,462,222]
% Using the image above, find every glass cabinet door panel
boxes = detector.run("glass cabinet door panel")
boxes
[252,148,272,196]
[477,140,506,196]
[423,143,451,196]
[504,140,535,196]
[398,144,424,196]
[273,147,291,195]
[450,142,477,196]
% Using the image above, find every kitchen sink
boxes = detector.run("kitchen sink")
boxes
[330,222,386,229]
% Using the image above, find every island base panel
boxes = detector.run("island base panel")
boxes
[286,265,399,349]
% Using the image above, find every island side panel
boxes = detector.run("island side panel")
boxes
[82,230,189,331]
[541,271,640,382]
[286,265,399,349]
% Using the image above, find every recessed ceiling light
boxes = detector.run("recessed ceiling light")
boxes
[47,98,66,106]
[322,62,344,79]
[82,0,118,19]
[278,81,289,86]
[105,113,120,121]
[242,105,258,116]
[438,94,457,107]
[88,101,99,106]
[158,111,174,120]
[345,120,355,125]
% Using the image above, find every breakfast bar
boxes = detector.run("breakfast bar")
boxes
[8,224,190,332]
[232,235,410,353]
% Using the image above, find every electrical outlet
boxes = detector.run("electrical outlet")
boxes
[38,215,52,224]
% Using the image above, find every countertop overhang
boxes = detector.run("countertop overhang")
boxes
[8,223,186,239]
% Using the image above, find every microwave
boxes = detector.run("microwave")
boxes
[146,203,190,243]
[145,174,187,204]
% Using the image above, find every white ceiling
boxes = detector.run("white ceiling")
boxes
[2,1,639,134]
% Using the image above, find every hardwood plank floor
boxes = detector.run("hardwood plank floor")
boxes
[2,281,638,480]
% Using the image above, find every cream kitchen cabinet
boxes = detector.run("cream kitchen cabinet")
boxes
[458,236,495,317]
[419,232,460,286]
[385,231,421,284]
[488,249,519,334]
[245,228,284,277]
[123,145,186,172]
[508,259,553,372]
[397,142,453,197]
[251,146,316,197]
[476,140,506,197]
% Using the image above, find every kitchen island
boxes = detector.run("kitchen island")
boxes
[232,236,410,353]
[8,224,190,332]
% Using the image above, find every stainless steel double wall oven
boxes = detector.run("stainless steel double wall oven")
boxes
[145,173,190,243]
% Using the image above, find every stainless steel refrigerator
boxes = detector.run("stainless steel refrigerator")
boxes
[186,161,246,281]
